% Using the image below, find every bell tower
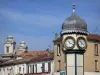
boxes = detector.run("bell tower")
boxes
[17,41,28,52]
[4,36,16,54]
[61,4,88,75]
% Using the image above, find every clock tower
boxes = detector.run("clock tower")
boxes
[61,4,88,75]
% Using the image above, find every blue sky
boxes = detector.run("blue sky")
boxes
[0,0,100,53]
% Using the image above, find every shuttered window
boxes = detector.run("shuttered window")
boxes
[35,64,37,73]
[95,60,98,71]
[58,60,61,71]
[48,62,51,73]
[19,67,21,72]
[28,66,29,73]
[94,44,98,56]
[42,63,45,72]
[33,65,34,73]
[57,44,60,56]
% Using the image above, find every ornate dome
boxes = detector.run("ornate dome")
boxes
[61,4,88,34]
[4,36,15,44]
[17,41,28,51]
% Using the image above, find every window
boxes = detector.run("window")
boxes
[94,44,98,56]
[6,46,9,53]
[35,64,37,73]
[19,67,21,72]
[28,66,29,73]
[3,68,5,71]
[48,62,51,73]
[13,41,16,50]
[42,63,45,72]
[33,65,34,73]
[57,60,61,72]
[57,44,60,56]
[95,60,99,72]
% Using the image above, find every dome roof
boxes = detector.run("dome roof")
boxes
[17,41,28,51]
[4,36,15,44]
[61,4,88,34]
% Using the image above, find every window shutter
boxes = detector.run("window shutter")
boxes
[48,62,51,73]
[42,63,45,72]
[35,64,37,73]
[94,44,98,56]
[33,65,34,73]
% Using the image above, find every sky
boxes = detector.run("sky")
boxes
[0,0,100,53]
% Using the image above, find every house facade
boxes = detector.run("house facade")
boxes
[84,34,100,72]
[0,51,54,75]
[0,36,54,75]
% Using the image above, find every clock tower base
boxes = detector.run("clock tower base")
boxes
[64,50,85,75]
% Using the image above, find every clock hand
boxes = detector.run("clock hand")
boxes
[68,41,73,45]
[80,41,84,46]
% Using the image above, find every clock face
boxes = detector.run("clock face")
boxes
[64,36,75,49]
[77,37,87,50]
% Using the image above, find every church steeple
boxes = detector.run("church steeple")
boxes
[17,41,28,51]
[4,36,16,54]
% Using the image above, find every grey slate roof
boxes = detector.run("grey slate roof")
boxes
[61,12,88,34]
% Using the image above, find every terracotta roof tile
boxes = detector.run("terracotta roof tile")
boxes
[87,34,100,41]
[0,50,54,65]
[0,58,11,61]
[0,53,53,65]
[16,50,53,57]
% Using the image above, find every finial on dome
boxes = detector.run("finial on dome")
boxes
[21,41,25,43]
[7,36,13,39]
[72,4,75,12]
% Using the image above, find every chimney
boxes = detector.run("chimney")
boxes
[55,33,58,40]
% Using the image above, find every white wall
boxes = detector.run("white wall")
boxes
[14,63,27,75]
[4,43,14,54]
[0,63,27,75]
[16,56,23,59]
[0,65,15,75]
[28,60,54,74]
[0,60,54,75]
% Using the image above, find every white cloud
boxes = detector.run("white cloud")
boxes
[0,8,64,28]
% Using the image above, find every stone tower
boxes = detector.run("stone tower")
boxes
[4,36,16,54]
[17,41,28,51]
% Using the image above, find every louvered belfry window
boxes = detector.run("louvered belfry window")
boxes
[6,46,9,53]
